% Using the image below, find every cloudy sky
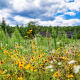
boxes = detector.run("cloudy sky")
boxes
[0,0,80,26]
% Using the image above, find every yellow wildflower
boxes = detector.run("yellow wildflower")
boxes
[31,57,35,60]
[1,47,5,50]
[18,45,22,47]
[3,50,8,54]
[29,29,32,32]
[25,64,31,69]
[0,71,4,75]
[24,35,28,37]
[18,77,23,80]
[19,62,25,69]
[7,74,10,78]
[66,74,73,77]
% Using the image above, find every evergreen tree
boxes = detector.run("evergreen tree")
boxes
[1,17,6,33]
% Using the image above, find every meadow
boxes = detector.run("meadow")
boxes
[0,26,80,80]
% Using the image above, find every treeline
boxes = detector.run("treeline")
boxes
[0,17,80,39]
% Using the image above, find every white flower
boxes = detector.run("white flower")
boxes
[45,65,53,69]
[73,65,80,74]
[51,69,54,72]
[1,43,2,47]
[53,59,57,62]
[48,65,53,68]
[57,42,60,45]
[50,61,53,63]
[68,60,76,64]
[58,62,61,65]
[6,44,8,46]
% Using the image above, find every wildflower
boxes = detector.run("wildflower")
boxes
[58,62,61,65]
[73,65,80,74]
[25,64,31,69]
[18,45,22,47]
[40,64,44,67]
[48,65,53,68]
[68,60,76,64]
[3,78,5,79]
[21,58,24,61]
[38,54,41,58]
[19,62,25,69]
[7,74,10,78]
[18,77,23,80]
[24,35,28,37]
[57,42,60,45]
[1,47,5,49]
[0,71,4,74]
[30,66,34,71]
[66,74,73,77]
[29,29,32,32]
[1,43,2,48]
[50,61,53,63]
[43,59,47,63]
[14,44,18,47]
[31,57,35,60]
[14,49,17,52]
[54,71,58,77]
[27,31,30,34]
[16,59,20,64]
[51,69,54,72]
[78,54,80,56]
[3,50,8,54]
[45,65,53,69]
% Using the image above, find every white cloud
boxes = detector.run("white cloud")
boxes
[13,15,80,26]
[0,0,80,26]
[64,12,76,16]
[65,0,73,2]
[0,9,13,25]
[13,15,40,24]
[0,9,11,21]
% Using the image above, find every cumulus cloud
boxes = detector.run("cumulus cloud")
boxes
[0,0,80,26]
[64,12,76,16]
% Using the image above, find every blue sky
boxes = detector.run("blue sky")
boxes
[0,0,80,26]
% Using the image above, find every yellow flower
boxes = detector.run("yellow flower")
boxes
[7,74,10,78]
[27,31,30,34]
[3,78,5,79]
[29,29,32,32]
[3,50,8,54]
[14,49,17,52]
[54,71,61,77]
[19,62,25,69]
[66,74,73,77]
[38,54,41,58]
[1,47,5,49]
[78,54,80,56]
[21,58,24,61]
[18,77,23,80]
[14,44,18,47]
[16,59,20,64]
[24,35,28,37]
[40,64,44,67]
[25,64,31,69]
[31,57,35,60]
[0,71,4,75]
[18,45,22,47]
[8,52,12,55]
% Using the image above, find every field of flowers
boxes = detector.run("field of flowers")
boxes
[0,27,80,80]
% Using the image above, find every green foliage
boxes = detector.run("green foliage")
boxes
[11,27,23,45]
[0,26,5,41]
[77,31,80,39]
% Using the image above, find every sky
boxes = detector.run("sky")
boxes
[0,0,80,27]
